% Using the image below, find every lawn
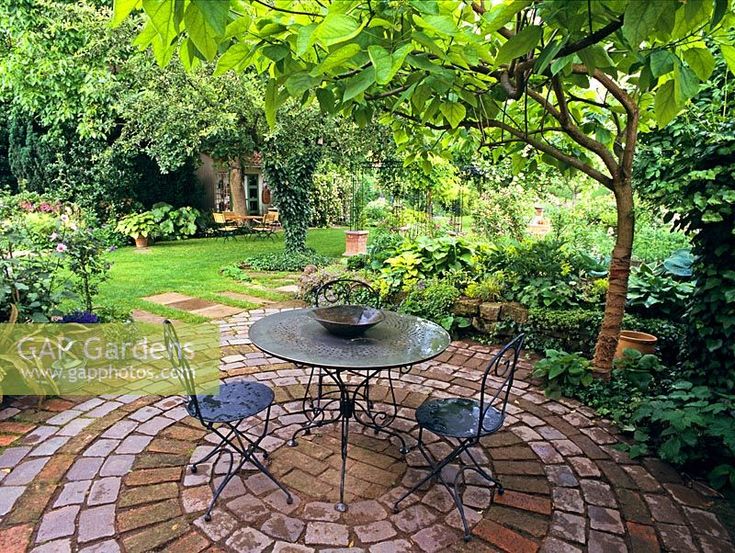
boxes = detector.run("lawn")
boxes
[97,228,346,321]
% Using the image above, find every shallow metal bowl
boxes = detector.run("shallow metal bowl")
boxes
[309,305,385,337]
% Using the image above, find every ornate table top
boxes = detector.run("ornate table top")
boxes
[249,309,451,370]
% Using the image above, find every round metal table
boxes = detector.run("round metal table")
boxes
[249,308,450,511]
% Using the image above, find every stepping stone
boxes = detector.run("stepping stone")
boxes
[167,298,214,311]
[219,291,275,304]
[191,304,244,319]
[274,285,300,294]
[142,292,192,305]
[131,310,168,324]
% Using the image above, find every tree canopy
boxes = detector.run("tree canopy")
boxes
[116,0,735,371]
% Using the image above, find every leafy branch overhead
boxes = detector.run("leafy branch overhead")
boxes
[116,0,734,179]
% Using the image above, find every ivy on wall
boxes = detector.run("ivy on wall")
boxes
[636,63,735,392]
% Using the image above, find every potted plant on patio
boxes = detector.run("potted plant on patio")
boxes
[116,211,157,248]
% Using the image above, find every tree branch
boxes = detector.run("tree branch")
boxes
[251,0,322,17]
[392,110,613,187]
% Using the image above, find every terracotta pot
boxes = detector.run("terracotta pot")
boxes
[344,230,368,256]
[134,235,149,249]
[614,330,657,358]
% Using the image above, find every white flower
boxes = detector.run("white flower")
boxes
[56,243,67,253]
[50,232,58,240]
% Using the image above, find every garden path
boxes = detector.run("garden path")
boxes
[0,307,731,552]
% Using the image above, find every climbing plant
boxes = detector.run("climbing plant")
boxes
[262,106,328,253]
[636,59,735,392]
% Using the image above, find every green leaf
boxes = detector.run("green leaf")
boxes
[482,0,531,33]
[191,0,228,36]
[655,79,680,127]
[649,50,676,78]
[389,43,413,82]
[265,78,278,128]
[285,72,319,97]
[315,88,335,112]
[674,64,700,103]
[721,44,735,76]
[315,14,362,46]
[179,37,202,71]
[496,25,542,65]
[112,0,139,27]
[577,45,614,74]
[262,44,289,62]
[712,0,729,28]
[312,43,361,76]
[296,23,318,56]
[439,102,466,129]
[184,2,219,60]
[142,0,177,45]
[214,41,250,74]
[414,14,457,36]
[683,47,715,81]
[368,45,392,84]
[623,1,667,46]
[535,39,565,75]
[343,67,376,101]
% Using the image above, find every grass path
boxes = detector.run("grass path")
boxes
[97,228,345,321]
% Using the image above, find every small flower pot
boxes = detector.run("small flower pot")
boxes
[134,235,149,249]
[344,230,368,256]
[614,330,657,358]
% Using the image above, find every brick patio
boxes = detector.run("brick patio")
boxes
[0,308,732,552]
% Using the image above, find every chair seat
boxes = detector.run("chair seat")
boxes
[415,398,503,438]
[187,381,274,423]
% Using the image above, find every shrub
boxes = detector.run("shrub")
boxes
[296,264,371,303]
[531,350,593,399]
[242,250,332,272]
[498,308,685,366]
[152,203,200,239]
[628,381,735,489]
[473,186,533,241]
[366,229,404,270]
[483,237,598,309]
[627,262,693,318]
[220,264,252,282]
[465,273,505,302]
[0,194,105,321]
[398,279,466,331]
[379,235,477,294]
[363,198,391,226]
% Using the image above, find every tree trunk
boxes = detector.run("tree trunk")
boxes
[229,159,247,216]
[592,179,635,374]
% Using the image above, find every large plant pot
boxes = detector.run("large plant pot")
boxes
[614,330,658,358]
[134,235,149,249]
[344,230,368,256]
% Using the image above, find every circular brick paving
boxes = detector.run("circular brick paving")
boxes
[0,307,732,553]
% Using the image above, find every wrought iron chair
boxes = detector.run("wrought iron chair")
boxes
[162,320,292,521]
[393,334,525,541]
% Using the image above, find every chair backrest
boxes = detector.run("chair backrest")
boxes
[212,212,226,224]
[264,211,278,224]
[313,278,381,308]
[476,333,525,439]
[162,320,201,420]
